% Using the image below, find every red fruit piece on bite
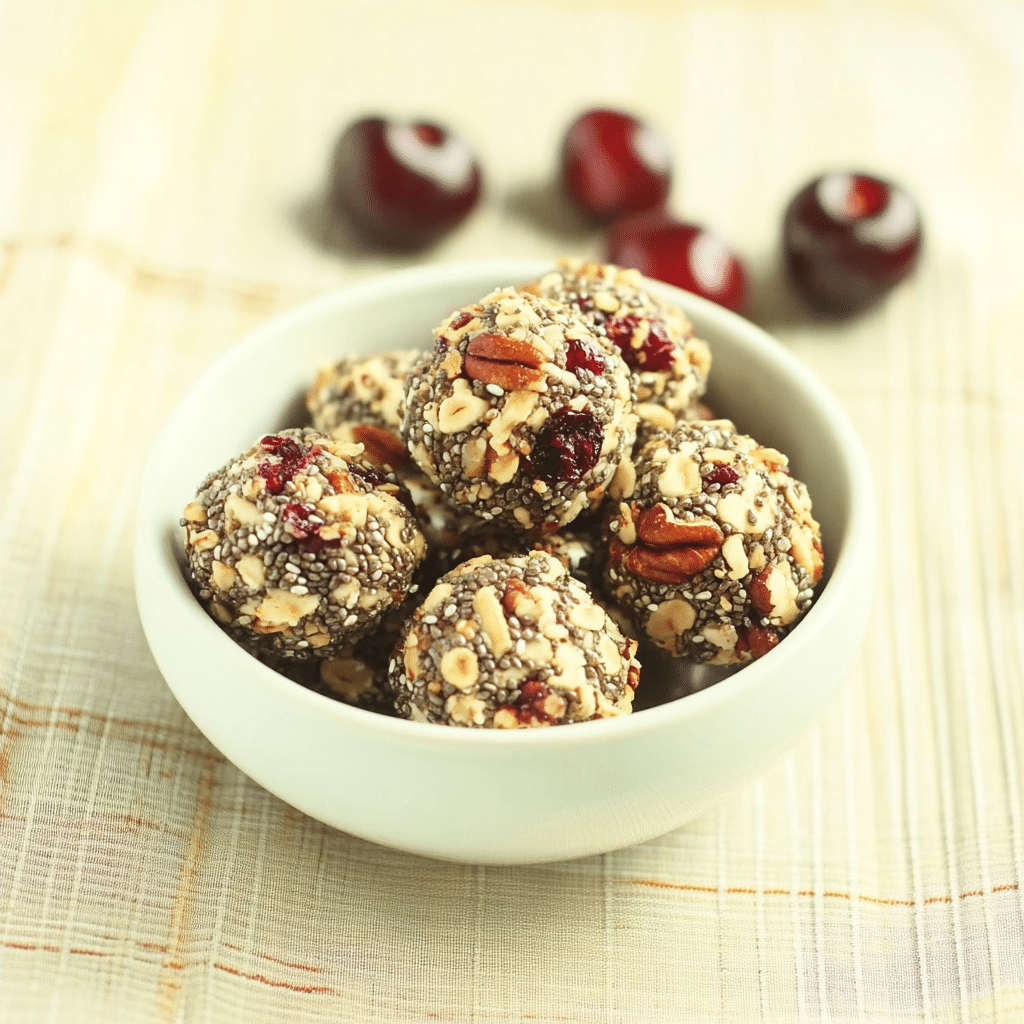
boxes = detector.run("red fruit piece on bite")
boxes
[528,407,605,487]
[565,336,607,377]
[257,435,321,494]
[607,213,748,313]
[329,116,482,249]
[783,171,922,315]
[561,109,672,222]
[603,314,677,372]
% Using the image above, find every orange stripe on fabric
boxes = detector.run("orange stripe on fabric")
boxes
[212,962,334,994]
[629,879,719,894]
[2,941,113,959]
[623,879,1019,906]
[0,810,185,836]
[222,941,325,974]
[1,940,333,993]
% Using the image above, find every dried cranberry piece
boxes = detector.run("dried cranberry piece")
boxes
[300,533,341,555]
[607,212,748,313]
[565,337,606,378]
[704,465,740,487]
[258,463,284,495]
[329,116,482,250]
[448,310,476,332]
[258,436,320,495]
[259,435,294,451]
[561,109,672,222]
[498,680,562,725]
[529,407,604,486]
[347,462,390,491]
[280,503,341,555]
[602,315,638,352]
[783,171,922,315]
[604,314,675,372]
[638,320,676,372]
[570,295,601,320]
[281,502,314,537]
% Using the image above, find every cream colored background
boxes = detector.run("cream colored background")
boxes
[1,1,1022,1021]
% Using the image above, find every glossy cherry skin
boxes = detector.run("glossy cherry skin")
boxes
[329,116,482,249]
[561,109,672,222]
[783,171,922,315]
[606,212,748,313]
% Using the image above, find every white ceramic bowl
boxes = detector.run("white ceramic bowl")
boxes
[135,260,874,864]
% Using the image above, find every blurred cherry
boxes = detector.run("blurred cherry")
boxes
[607,211,748,313]
[783,171,922,315]
[561,109,672,222]
[329,116,482,250]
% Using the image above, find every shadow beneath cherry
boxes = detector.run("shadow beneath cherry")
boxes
[291,186,446,262]
[741,258,827,335]
[292,189,411,262]
[503,179,603,245]
[293,174,604,264]
[746,256,889,336]
[290,174,861,341]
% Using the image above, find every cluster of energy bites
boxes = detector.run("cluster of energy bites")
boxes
[182,259,825,728]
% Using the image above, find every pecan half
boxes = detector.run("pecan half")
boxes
[609,503,724,584]
[351,424,408,467]
[608,538,721,584]
[635,504,724,549]
[464,333,545,390]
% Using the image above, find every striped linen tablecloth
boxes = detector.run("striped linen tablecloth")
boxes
[1,1,1022,1021]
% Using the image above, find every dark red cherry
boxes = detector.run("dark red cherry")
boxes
[607,212,748,313]
[561,109,672,222]
[329,116,482,249]
[783,171,922,315]
[529,408,604,486]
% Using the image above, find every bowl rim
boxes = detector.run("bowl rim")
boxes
[137,258,875,751]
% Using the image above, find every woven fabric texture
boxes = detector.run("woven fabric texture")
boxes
[1,1,1022,1021]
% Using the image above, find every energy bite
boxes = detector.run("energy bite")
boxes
[389,552,640,728]
[402,286,637,532]
[525,258,712,434]
[604,420,824,664]
[306,349,423,466]
[182,427,426,658]
[433,520,640,642]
